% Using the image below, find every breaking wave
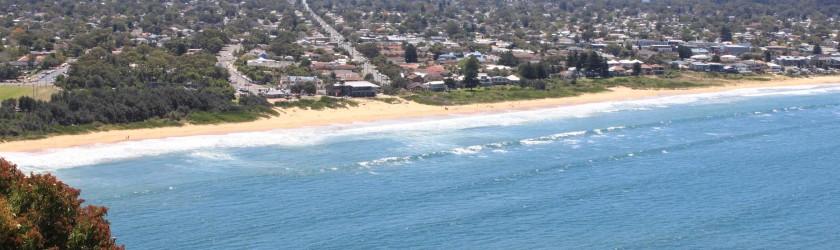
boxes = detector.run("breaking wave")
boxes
[3,84,839,172]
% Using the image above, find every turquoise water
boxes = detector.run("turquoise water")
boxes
[5,85,840,248]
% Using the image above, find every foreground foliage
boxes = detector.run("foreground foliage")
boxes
[0,159,123,249]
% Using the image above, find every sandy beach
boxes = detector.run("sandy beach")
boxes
[2,75,839,152]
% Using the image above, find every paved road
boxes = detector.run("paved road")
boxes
[300,0,390,86]
[1,58,75,87]
[217,44,263,95]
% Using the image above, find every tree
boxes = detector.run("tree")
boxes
[0,159,123,249]
[604,43,624,57]
[444,78,458,89]
[356,43,381,58]
[404,43,418,63]
[813,44,823,55]
[0,64,20,81]
[206,37,224,54]
[711,54,722,63]
[632,62,642,76]
[677,46,693,59]
[720,26,733,42]
[445,21,461,37]
[498,51,520,67]
[764,51,773,62]
[519,62,538,80]
[462,57,480,89]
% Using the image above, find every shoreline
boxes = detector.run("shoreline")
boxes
[2,76,840,153]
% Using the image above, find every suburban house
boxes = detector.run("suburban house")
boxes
[810,55,840,69]
[690,62,725,72]
[477,73,491,86]
[774,56,810,67]
[650,64,666,74]
[414,65,449,81]
[609,66,628,77]
[640,64,653,75]
[424,81,446,92]
[489,75,521,85]
[327,81,380,97]
[649,45,674,52]
[720,55,738,63]
[330,70,364,81]
[742,60,768,73]
[247,58,293,68]
[766,63,783,73]
[285,76,323,86]
[438,53,459,64]
[714,44,751,56]
[310,62,356,71]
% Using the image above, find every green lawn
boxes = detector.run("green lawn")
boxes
[0,86,59,101]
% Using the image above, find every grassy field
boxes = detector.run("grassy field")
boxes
[0,85,59,101]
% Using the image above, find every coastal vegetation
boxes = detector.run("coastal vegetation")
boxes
[403,81,608,106]
[0,88,274,141]
[0,158,123,249]
[274,96,359,110]
[57,47,232,94]
[584,72,724,89]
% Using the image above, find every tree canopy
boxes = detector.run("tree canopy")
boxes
[0,158,123,249]
[404,43,418,63]
[461,57,480,89]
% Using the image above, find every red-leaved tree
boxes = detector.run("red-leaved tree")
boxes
[0,158,123,249]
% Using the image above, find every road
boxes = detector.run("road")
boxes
[300,0,390,86]
[1,58,75,87]
[217,44,263,95]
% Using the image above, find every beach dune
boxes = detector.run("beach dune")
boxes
[2,76,839,152]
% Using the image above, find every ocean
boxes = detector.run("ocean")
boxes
[4,85,840,249]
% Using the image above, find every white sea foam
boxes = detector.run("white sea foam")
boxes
[4,84,839,172]
[519,139,553,145]
[450,145,484,155]
[189,151,235,161]
[357,156,410,167]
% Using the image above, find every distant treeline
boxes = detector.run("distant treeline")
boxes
[0,88,271,139]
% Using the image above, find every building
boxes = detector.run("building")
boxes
[286,76,323,86]
[247,58,293,68]
[327,81,380,97]
[438,53,458,64]
[423,81,446,92]
[650,64,666,74]
[774,56,809,67]
[477,73,491,86]
[650,45,674,52]
[714,45,751,56]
